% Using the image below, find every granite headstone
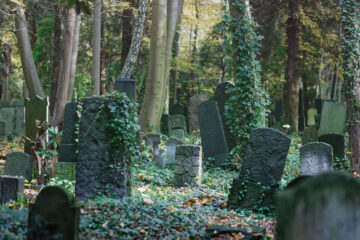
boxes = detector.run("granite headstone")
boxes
[300,142,333,176]
[4,152,33,181]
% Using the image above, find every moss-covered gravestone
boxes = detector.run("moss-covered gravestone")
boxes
[0,100,25,136]
[28,186,80,240]
[55,162,76,181]
[318,101,347,136]
[168,115,187,138]
[276,172,360,240]
[0,175,24,204]
[300,142,333,176]
[301,126,318,144]
[227,128,291,210]
[75,97,131,199]
[4,152,33,181]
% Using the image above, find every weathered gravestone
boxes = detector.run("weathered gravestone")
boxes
[212,81,237,150]
[0,100,25,136]
[155,138,183,167]
[55,162,76,181]
[301,126,318,144]
[160,114,169,135]
[0,120,5,138]
[307,108,317,126]
[114,78,136,101]
[318,101,346,136]
[318,134,346,169]
[188,95,208,134]
[227,128,291,210]
[75,97,131,199]
[300,142,333,176]
[4,152,33,181]
[25,96,49,154]
[168,115,187,138]
[145,133,161,147]
[170,103,188,130]
[172,129,185,139]
[0,175,24,204]
[198,101,228,168]
[28,186,80,240]
[59,102,79,163]
[276,172,360,240]
[174,145,202,187]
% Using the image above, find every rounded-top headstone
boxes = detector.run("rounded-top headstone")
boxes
[300,142,333,176]
[114,78,136,101]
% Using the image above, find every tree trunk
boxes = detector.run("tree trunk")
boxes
[100,0,106,95]
[52,8,76,127]
[50,4,62,114]
[121,0,136,68]
[14,1,45,99]
[67,13,81,101]
[171,20,182,104]
[139,0,167,133]
[92,0,102,96]
[1,43,12,100]
[120,0,150,78]
[284,0,300,132]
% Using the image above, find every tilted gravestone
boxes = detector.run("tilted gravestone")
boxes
[198,101,228,168]
[0,175,24,204]
[28,186,80,240]
[0,100,25,136]
[75,97,131,199]
[318,134,346,169]
[160,114,170,135]
[318,101,347,136]
[212,81,237,150]
[168,115,187,138]
[174,145,202,187]
[59,102,79,163]
[300,142,333,176]
[156,138,183,167]
[301,126,318,145]
[276,172,360,240]
[25,96,49,154]
[227,128,291,210]
[188,95,208,134]
[0,120,5,138]
[5,152,33,181]
[55,162,76,181]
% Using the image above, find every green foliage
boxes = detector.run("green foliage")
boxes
[48,177,75,195]
[0,205,28,239]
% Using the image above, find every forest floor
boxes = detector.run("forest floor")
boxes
[0,136,301,239]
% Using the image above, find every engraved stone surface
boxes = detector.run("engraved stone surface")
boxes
[173,145,202,187]
[300,142,333,176]
[0,100,25,136]
[318,101,347,136]
[188,95,208,134]
[5,152,33,181]
[0,175,24,204]
[276,172,360,240]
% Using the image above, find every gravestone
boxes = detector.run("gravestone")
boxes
[318,134,346,160]
[0,100,25,136]
[300,142,333,176]
[75,97,131,199]
[307,108,317,126]
[172,129,185,139]
[173,145,202,187]
[212,81,236,150]
[114,78,136,101]
[156,138,183,167]
[25,96,49,154]
[28,186,80,240]
[198,101,228,168]
[276,172,360,240]
[298,89,305,131]
[4,152,33,181]
[59,102,79,163]
[55,162,76,181]
[0,120,5,138]
[228,128,291,210]
[301,126,318,145]
[160,114,169,135]
[318,101,346,136]
[188,95,208,134]
[168,115,187,137]
[0,175,24,204]
[145,133,161,147]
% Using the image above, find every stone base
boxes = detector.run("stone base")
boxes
[55,162,76,181]
[227,177,277,210]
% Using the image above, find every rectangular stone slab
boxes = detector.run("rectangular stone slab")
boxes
[0,175,24,204]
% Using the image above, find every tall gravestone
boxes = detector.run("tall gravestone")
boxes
[300,142,333,176]
[301,126,318,144]
[212,81,236,150]
[276,172,360,240]
[168,115,187,138]
[5,152,33,181]
[318,101,346,136]
[0,100,25,136]
[198,101,228,168]
[59,102,79,163]
[75,97,131,199]
[0,175,24,204]
[0,120,5,138]
[228,128,291,210]
[174,145,202,187]
[25,96,49,154]
[28,186,80,240]
[160,114,169,135]
[114,78,136,101]
[318,134,346,160]
[188,95,208,134]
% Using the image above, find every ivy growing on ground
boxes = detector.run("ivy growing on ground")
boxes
[224,0,270,156]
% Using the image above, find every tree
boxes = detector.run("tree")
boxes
[121,0,136,68]
[342,0,360,173]
[14,0,45,99]
[1,43,12,100]
[139,0,167,133]
[92,0,102,96]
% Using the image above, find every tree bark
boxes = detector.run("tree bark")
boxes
[120,0,150,78]
[171,20,182,104]
[14,1,45,99]
[1,43,12,100]
[92,0,102,96]
[284,0,300,132]
[121,0,136,68]
[139,0,167,133]
[52,8,76,127]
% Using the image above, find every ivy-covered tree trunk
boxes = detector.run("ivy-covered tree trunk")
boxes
[342,0,360,173]
[284,0,301,132]
[1,43,12,100]
[227,0,268,152]
[121,0,136,68]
